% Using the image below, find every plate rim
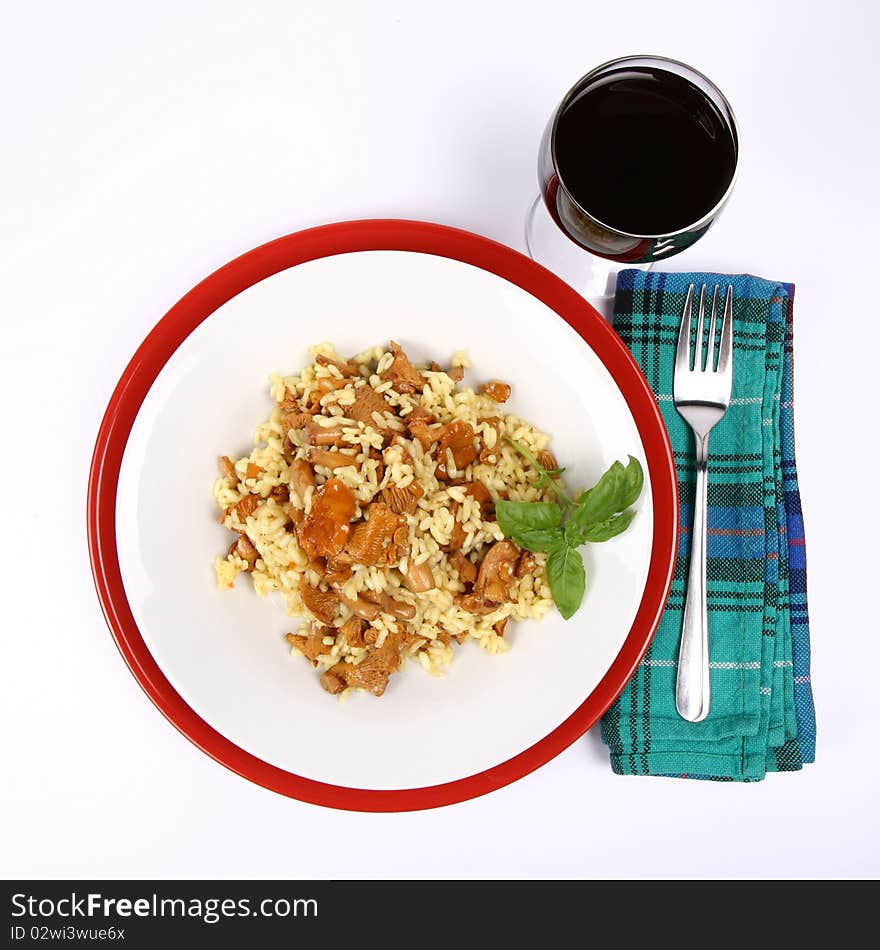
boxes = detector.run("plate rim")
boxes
[87,219,678,812]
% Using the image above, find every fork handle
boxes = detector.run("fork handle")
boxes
[676,434,711,722]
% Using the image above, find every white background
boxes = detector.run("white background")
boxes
[2,0,878,880]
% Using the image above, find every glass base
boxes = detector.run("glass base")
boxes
[525,196,653,320]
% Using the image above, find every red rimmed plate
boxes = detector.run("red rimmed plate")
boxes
[88,220,676,811]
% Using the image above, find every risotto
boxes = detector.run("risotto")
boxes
[213,341,558,698]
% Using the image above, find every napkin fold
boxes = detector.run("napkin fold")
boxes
[600,271,815,780]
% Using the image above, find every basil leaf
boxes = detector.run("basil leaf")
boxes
[566,456,643,544]
[575,507,637,543]
[513,526,565,553]
[546,545,586,620]
[616,455,644,508]
[495,500,562,536]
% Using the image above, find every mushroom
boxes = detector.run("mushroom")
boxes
[402,558,435,593]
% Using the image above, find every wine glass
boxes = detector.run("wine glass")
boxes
[526,55,739,310]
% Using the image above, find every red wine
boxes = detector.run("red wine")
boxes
[554,66,737,235]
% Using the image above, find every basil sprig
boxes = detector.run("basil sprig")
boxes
[495,440,643,620]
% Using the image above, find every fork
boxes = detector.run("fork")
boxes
[673,283,734,722]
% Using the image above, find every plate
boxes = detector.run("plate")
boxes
[88,220,677,811]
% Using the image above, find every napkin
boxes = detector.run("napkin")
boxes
[600,271,815,780]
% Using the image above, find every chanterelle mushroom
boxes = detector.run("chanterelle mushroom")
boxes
[402,558,435,593]
[298,478,356,558]
[323,632,405,697]
[380,341,425,394]
[459,540,519,614]
[435,420,477,479]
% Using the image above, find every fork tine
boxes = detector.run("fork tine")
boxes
[675,283,695,373]
[695,284,707,371]
[716,285,734,383]
[707,285,719,371]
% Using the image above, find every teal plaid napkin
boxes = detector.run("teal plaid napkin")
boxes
[600,270,815,781]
